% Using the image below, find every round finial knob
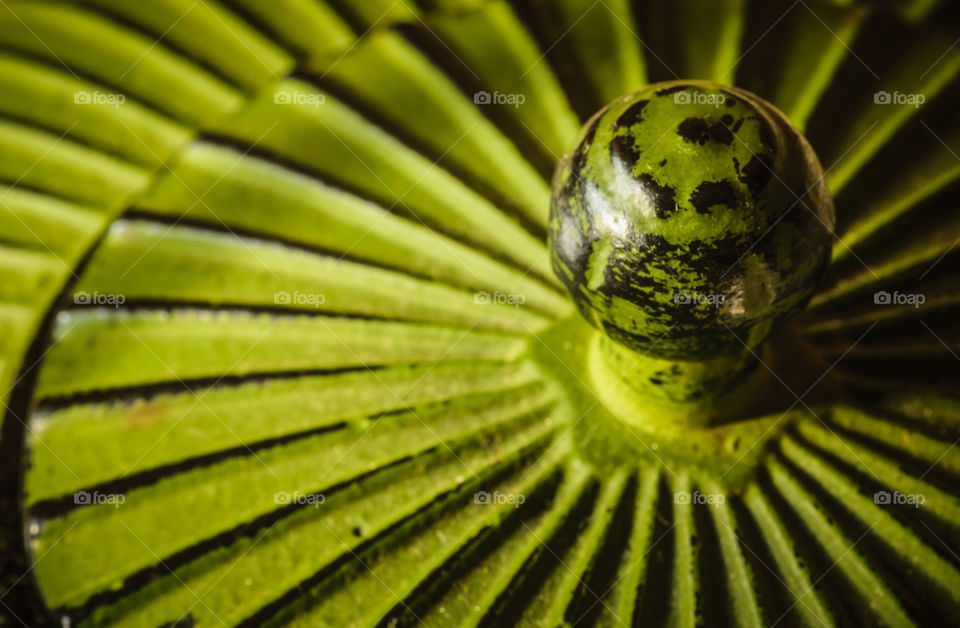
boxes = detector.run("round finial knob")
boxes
[550,81,834,364]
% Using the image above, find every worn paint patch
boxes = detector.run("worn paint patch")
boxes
[587,237,613,291]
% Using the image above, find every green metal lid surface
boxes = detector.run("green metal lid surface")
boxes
[0,0,959,626]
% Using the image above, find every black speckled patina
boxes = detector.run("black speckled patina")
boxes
[549,81,835,361]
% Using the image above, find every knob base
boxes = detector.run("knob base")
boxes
[591,333,769,429]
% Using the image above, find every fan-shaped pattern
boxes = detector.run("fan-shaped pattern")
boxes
[0,0,958,626]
